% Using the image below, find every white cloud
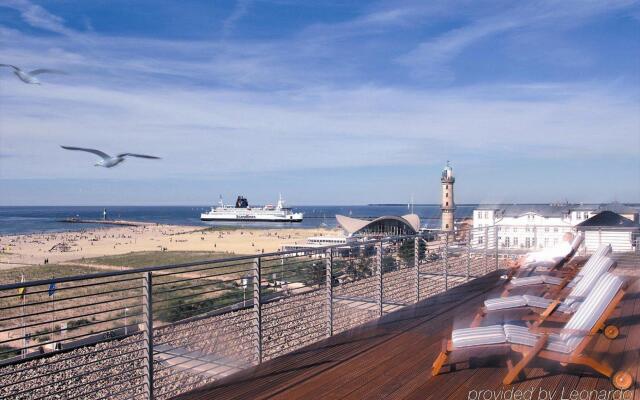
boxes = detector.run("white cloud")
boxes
[0,0,74,35]
[1,75,638,181]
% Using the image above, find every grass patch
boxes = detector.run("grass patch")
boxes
[79,251,242,269]
[0,264,105,285]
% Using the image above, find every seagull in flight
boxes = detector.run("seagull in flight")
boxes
[0,64,66,84]
[61,146,161,168]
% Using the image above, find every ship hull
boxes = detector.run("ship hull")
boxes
[201,195,303,222]
[200,215,303,222]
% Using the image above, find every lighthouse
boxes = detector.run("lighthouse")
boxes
[441,161,455,232]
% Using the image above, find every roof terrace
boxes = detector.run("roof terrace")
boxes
[177,254,640,400]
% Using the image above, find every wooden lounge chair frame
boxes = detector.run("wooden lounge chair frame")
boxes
[432,286,633,390]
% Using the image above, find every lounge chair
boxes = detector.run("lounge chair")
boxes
[432,272,633,389]
[472,257,616,329]
[503,243,611,297]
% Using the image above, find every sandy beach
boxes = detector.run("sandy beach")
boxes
[0,224,342,270]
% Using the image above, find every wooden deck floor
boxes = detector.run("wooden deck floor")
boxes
[175,255,640,400]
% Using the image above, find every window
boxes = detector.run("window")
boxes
[583,212,589,219]
[505,237,510,247]
[554,238,558,246]
[525,237,531,248]
[446,202,448,206]
[445,224,449,228]
[544,227,549,232]
[446,193,448,198]
[554,227,558,232]
[544,238,549,247]
[513,237,518,246]
[478,236,483,244]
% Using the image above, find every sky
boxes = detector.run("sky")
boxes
[0,0,639,206]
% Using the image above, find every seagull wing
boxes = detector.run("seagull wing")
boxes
[61,146,111,160]
[118,153,161,159]
[0,64,19,71]
[29,69,67,76]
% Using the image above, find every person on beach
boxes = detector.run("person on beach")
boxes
[508,232,574,268]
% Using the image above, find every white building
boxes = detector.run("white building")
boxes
[472,203,638,251]
[576,211,639,253]
[281,236,356,254]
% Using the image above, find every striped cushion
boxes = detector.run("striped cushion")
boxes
[511,276,544,287]
[592,243,612,259]
[522,295,553,309]
[485,296,527,311]
[523,257,562,270]
[570,233,584,251]
[569,244,611,287]
[452,325,506,348]
[524,259,558,269]
[532,262,555,273]
[541,276,564,285]
[566,257,614,302]
[511,275,563,287]
[561,273,624,352]
[503,324,572,353]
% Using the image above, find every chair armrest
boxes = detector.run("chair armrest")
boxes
[530,327,592,336]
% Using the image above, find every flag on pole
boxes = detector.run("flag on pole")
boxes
[17,274,26,299]
[48,281,56,297]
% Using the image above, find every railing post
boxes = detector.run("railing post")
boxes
[252,257,262,365]
[414,237,420,303]
[377,240,383,317]
[142,272,154,400]
[483,227,488,274]
[494,226,498,271]
[466,231,471,281]
[444,233,449,291]
[325,248,333,337]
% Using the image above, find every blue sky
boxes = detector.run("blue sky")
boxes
[0,0,639,206]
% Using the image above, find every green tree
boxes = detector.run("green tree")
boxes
[399,238,426,265]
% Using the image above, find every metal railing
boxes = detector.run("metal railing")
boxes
[0,223,635,399]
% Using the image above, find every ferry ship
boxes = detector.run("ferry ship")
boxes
[200,195,303,222]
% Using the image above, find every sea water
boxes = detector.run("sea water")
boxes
[0,205,477,235]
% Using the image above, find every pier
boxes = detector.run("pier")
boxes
[58,217,150,227]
